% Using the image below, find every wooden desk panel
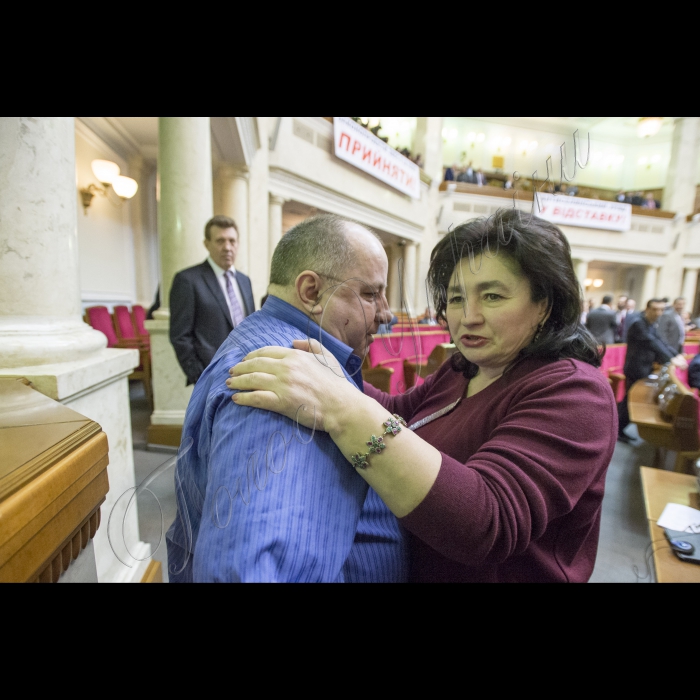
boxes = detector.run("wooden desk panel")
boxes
[0,378,110,583]
[640,467,700,584]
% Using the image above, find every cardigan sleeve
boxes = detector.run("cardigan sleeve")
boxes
[400,362,617,567]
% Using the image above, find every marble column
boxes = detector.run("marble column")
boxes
[573,259,590,298]
[269,194,285,259]
[402,242,418,316]
[147,118,214,443]
[156,118,214,316]
[413,117,444,184]
[128,154,157,307]
[658,118,700,298]
[0,117,147,583]
[663,118,700,214]
[220,165,250,276]
[0,117,107,367]
[386,244,400,312]
[682,268,699,313]
[642,266,659,306]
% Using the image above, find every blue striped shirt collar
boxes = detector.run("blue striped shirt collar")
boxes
[261,296,364,390]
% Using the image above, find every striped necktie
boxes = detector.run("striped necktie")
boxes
[225,271,245,327]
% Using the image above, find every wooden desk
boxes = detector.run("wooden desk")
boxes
[640,467,700,584]
[0,378,110,583]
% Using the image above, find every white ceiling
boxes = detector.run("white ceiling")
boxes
[466,117,678,141]
[102,117,681,160]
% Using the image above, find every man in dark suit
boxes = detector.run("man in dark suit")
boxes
[617,299,688,444]
[170,215,255,385]
[586,295,618,345]
[657,297,687,354]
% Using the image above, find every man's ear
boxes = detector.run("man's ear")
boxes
[296,271,324,316]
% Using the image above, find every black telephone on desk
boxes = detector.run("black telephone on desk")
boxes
[665,530,700,565]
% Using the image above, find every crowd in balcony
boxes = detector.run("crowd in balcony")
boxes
[615,191,661,209]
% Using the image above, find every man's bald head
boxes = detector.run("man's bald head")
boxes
[269,214,382,287]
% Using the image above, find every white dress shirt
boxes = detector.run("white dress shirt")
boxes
[207,257,245,321]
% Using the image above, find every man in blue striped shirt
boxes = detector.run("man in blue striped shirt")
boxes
[166,215,407,583]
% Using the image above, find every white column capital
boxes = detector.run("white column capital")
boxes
[269,193,287,207]
[219,164,249,182]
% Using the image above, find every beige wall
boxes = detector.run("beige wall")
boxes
[75,127,137,310]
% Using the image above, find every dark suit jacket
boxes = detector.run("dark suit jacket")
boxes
[586,306,617,345]
[170,261,255,385]
[688,354,700,390]
[657,311,685,354]
[623,316,677,385]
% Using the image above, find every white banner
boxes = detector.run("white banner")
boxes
[333,116,421,199]
[537,193,632,232]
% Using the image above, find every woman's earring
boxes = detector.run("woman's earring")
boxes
[534,323,544,343]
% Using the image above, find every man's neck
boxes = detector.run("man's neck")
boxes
[208,257,235,276]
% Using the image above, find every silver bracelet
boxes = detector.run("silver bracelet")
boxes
[351,415,407,470]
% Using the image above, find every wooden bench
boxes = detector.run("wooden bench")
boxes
[629,365,700,471]
[404,344,458,390]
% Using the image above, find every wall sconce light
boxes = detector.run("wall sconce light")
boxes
[80,159,139,214]
[593,279,604,289]
[585,279,593,289]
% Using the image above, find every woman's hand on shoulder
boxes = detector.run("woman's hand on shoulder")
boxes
[226,340,351,431]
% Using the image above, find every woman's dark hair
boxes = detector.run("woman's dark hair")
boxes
[428,208,602,378]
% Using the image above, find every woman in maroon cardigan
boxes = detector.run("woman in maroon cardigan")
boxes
[229,209,618,583]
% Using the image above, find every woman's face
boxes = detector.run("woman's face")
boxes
[445,254,549,374]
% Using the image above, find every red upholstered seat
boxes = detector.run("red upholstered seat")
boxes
[114,306,139,341]
[86,306,119,348]
[85,306,153,409]
[132,305,149,339]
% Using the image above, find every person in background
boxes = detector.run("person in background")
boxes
[504,177,515,190]
[658,297,687,354]
[621,299,638,342]
[682,311,697,334]
[631,192,644,207]
[167,215,405,583]
[586,295,618,345]
[377,314,399,335]
[413,154,425,169]
[688,353,700,390]
[170,216,255,386]
[643,193,660,210]
[617,299,688,444]
[614,295,629,343]
[444,164,458,182]
[616,191,629,204]
[475,169,488,187]
[418,307,439,326]
[457,164,472,183]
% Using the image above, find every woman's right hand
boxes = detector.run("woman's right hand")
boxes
[226,340,354,432]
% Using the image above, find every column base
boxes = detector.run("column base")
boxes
[146,319,193,450]
[0,317,107,368]
[0,349,152,584]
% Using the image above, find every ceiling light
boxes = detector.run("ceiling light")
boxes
[593,280,604,288]
[477,133,486,143]
[638,117,664,139]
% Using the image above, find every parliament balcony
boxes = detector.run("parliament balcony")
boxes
[269,117,434,245]
[438,181,677,271]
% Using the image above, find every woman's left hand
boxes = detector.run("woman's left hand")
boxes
[226,340,354,431]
